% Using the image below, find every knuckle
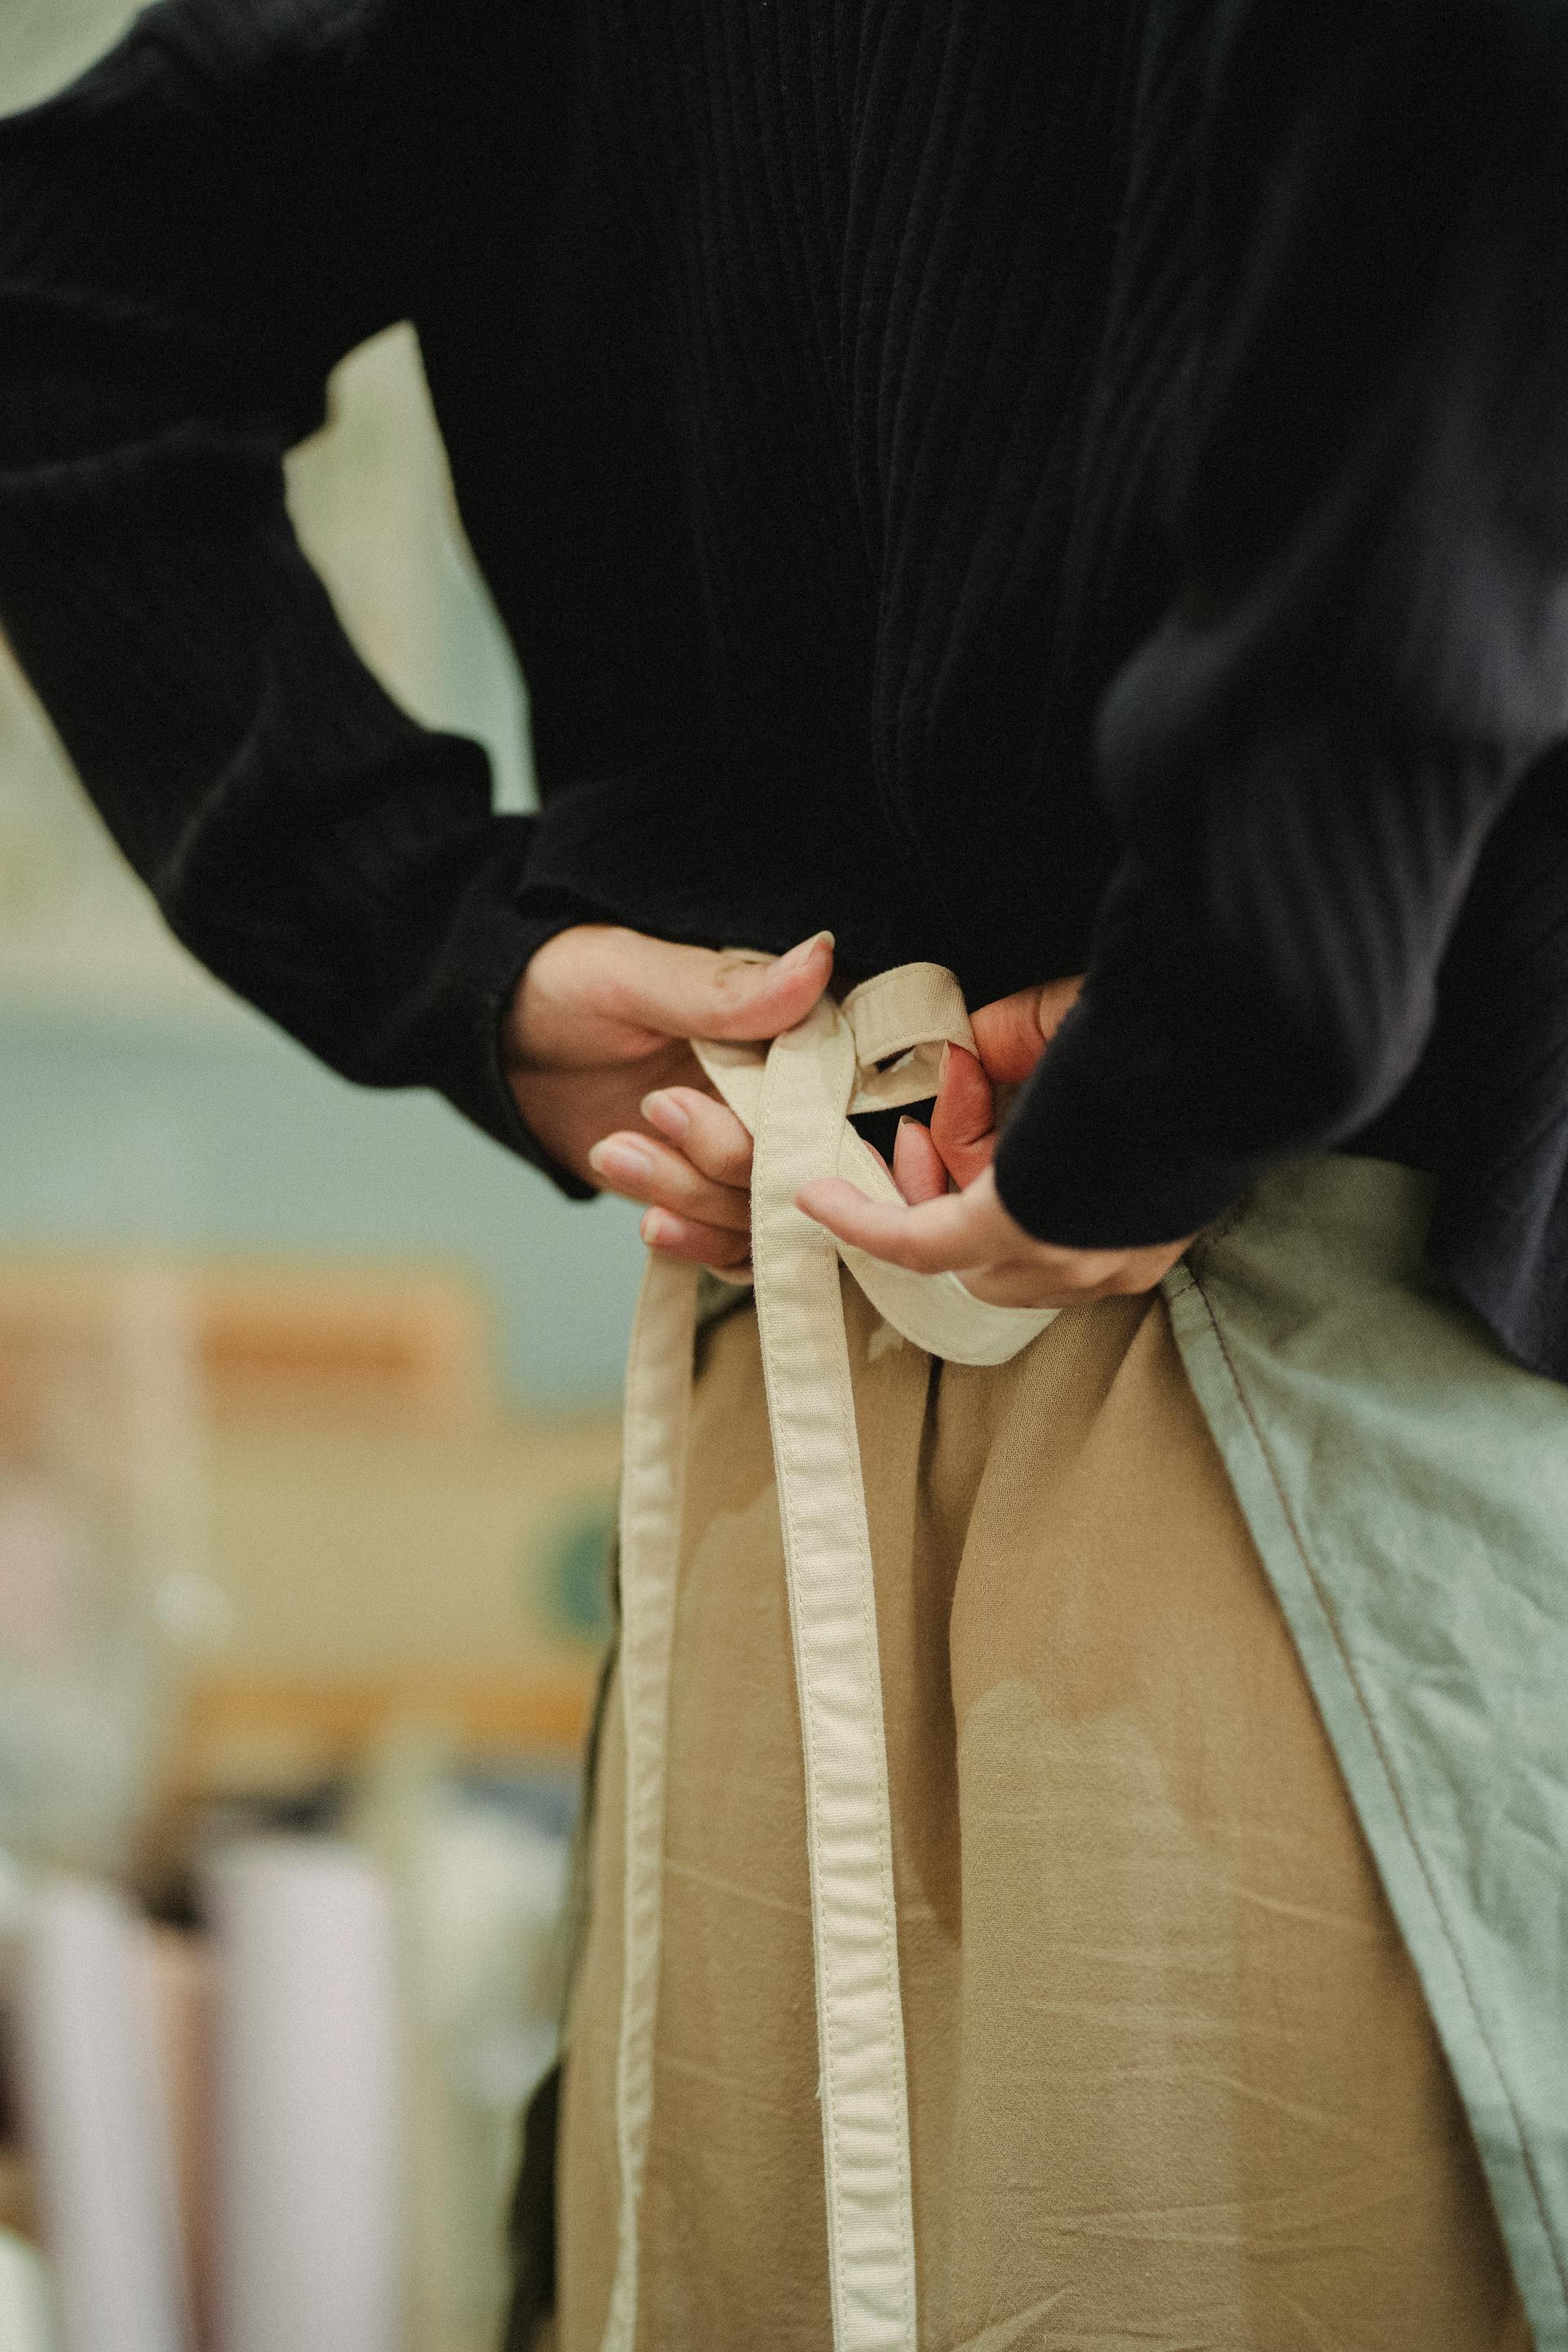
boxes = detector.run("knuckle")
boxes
[694,1118,753,1187]
[672,1172,738,1230]
[687,1156,750,1225]
[709,952,768,1012]
[702,1231,751,1269]
[719,1133,756,1184]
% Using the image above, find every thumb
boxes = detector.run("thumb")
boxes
[602,929,835,1044]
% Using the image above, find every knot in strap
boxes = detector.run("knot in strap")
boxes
[695,961,1054,1366]
[603,964,1052,2352]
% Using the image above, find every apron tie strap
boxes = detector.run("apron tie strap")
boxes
[602,964,1054,2352]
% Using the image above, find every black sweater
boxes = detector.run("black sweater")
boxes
[4,0,1568,1375]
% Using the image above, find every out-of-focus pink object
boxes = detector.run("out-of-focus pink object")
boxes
[13,1879,191,2352]
[142,1929,216,2350]
[205,1840,399,2352]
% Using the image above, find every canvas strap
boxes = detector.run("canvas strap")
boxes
[601,964,1054,2352]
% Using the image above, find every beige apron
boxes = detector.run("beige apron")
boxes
[558,964,1531,2351]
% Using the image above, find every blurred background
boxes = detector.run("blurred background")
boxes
[0,6,647,2346]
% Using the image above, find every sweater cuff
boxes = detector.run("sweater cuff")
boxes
[434,891,598,1201]
[991,1012,1260,1249]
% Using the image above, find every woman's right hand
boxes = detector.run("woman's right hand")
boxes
[503,924,836,1276]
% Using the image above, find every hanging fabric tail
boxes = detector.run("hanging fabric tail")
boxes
[600,965,1052,2352]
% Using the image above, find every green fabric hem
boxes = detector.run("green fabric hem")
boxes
[1165,1247,1568,2350]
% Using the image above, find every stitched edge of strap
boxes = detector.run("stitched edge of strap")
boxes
[751,1000,919,2350]
[841,962,976,1066]
[600,1253,698,2352]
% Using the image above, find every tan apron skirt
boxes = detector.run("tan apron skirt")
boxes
[557,1267,1526,2350]
[545,966,1556,2350]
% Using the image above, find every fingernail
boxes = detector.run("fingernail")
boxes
[641,1209,674,1247]
[641,1091,689,1139]
[590,1139,653,1185]
[938,1045,951,1088]
[780,929,835,973]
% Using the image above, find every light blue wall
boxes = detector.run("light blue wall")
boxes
[0,1005,646,1409]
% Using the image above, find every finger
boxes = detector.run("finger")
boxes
[1034,972,1089,1047]
[589,1134,752,1233]
[640,1087,754,1188]
[795,1176,1012,1275]
[967,989,1054,1084]
[967,974,1086,1085]
[929,1044,996,1187]
[600,929,835,1046]
[959,1237,1192,1309]
[641,1207,754,1273]
[893,1116,949,1205]
[957,1266,1114,1308]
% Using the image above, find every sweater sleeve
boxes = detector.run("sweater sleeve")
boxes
[995,0,1568,1248]
[0,0,591,1188]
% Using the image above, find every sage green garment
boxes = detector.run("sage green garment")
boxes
[1169,1158,1568,2350]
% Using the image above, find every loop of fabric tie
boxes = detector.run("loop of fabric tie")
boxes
[600,964,1054,2352]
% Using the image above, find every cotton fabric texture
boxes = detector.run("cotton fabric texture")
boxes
[544,1148,1566,2352]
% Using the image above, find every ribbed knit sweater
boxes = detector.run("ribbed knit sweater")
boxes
[4,0,1568,1375]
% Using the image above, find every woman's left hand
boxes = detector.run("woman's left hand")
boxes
[795,1160,1191,1309]
[796,976,1194,1309]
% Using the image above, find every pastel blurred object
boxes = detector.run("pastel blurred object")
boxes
[142,1931,216,2350]
[13,1882,190,2352]
[350,1736,571,2349]
[0,1263,206,1877]
[0,1477,157,1875]
[206,1841,399,2352]
[0,2231,60,2352]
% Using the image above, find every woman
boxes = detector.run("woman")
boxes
[2,0,1566,2343]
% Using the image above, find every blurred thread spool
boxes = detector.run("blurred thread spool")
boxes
[12,1882,190,2352]
[0,2229,60,2352]
[206,1841,399,2352]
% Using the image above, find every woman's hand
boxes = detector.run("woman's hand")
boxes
[797,1160,1192,1308]
[512,945,1193,1303]
[505,924,835,1278]
[797,975,1196,1309]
